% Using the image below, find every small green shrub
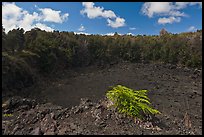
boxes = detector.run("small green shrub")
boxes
[106,85,160,119]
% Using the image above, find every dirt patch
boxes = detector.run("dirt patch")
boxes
[2,62,202,135]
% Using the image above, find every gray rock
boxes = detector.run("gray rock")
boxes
[69,123,77,130]
[30,127,41,135]
[44,131,56,135]
[73,107,83,114]
[40,114,57,135]
[58,128,67,135]
[2,97,37,111]
[98,121,106,128]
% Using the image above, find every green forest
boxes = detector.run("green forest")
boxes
[2,27,202,92]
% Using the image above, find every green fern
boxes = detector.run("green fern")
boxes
[106,85,160,119]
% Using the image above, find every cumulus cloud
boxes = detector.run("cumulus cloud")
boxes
[80,2,116,19]
[2,2,22,19]
[187,26,197,32]
[175,2,189,9]
[107,17,125,28]
[141,2,202,25]
[141,2,173,18]
[39,8,69,23]
[141,2,188,18]
[81,2,125,28]
[158,16,181,25]
[78,24,85,31]
[18,12,41,31]
[2,2,69,33]
[102,10,117,18]
[141,2,200,18]
[33,23,54,32]
[2,2,23,32]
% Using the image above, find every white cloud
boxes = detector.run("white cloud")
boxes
[2,2,23,32]
[81,2,116,19]
[2,2,22,19]
[34,23,54,32]
[78,24,85,31]
[104,32,122,36]
[168,10,187,17]
[104,32,114,36]
[62,13,69,20]
[81,2,125,28]
[175,2,189,9]
[141,2,200,18]
[107,17,126,28]
[2,2,69,33]
[141,2,173,18]
[39,8,69,23]
[82,2,94,9]
[187,26,197,32]
[74,32,91,35]
[2,19,17,33]
[175,2,202,9]
[18,12,41,31]
[141,2,202,25]
[80,4,104,19]
[129,27,136,30]
[102,10,117,18]
[126,33,134,35]
[189,2,202,7]
[158,16,181,25]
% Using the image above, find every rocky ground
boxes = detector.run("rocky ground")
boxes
[2,62,202,135]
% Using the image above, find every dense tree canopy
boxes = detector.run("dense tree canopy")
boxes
[2,27,202,91]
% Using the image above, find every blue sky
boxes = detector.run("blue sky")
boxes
[2,2,202,35]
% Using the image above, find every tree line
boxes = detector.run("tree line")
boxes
[2,27,202,91]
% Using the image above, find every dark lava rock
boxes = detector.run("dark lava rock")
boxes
[2,91,202,135]
[40,114,58,135]
[69,123,78,130]
[30,127,42,135]
[98,121,107,128]
[2,96,37,111]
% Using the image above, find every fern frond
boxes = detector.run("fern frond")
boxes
[106,85,161,119]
